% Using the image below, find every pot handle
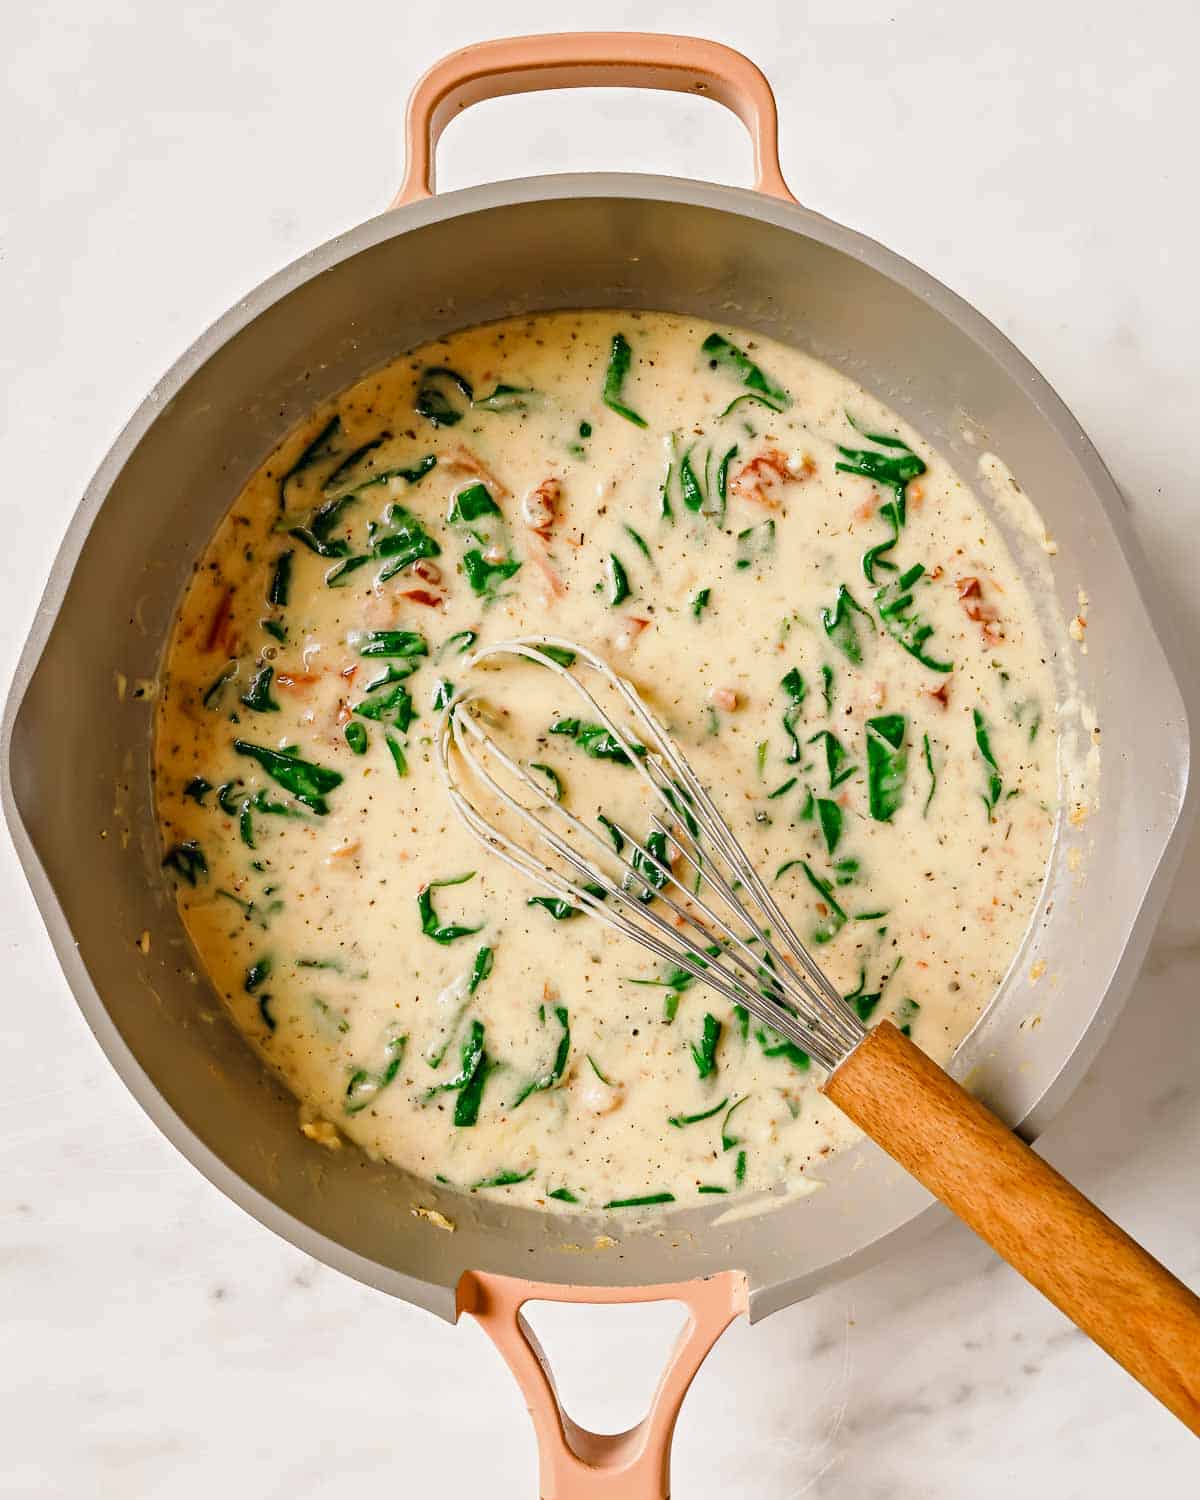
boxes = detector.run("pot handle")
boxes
[392,32,796,208]
[457,1268,747,1499]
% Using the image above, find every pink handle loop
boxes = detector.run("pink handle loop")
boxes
[458,1269,748,1499]
[392,32,796,208]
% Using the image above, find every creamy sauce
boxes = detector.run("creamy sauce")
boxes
[155,311,1061,1213]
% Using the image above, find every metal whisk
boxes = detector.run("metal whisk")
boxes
[437,635,1200,1431]
[436,633,864,1071]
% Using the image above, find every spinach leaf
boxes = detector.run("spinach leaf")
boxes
[202,661,237,710]
[183,777,212,805]
[780,667,807,762]
[701,332,790,409]
[462,548,521,595]
[668,1096,728,1128]
[418,872,483,945]
[239,665,280,713]
[800,862,848,944]
[549,718,646,765]
[602,332,648,427]
[604,1192,676,1208]
[162,841,207,885]
[821,664,835,714]
[244,956,274,1030]
[923,733,938,815]
[815,797,843,855]
[808,729,857,788]
[755,1026,809,1070]
[530,762,563,801]
[530,644,577,668]
[426,1019,486,1101]
[605,553,631,606]
[440,629,479,658]
[353,669,415,731]
[512,1005,571,1106]
[324,555,371,588]
[356,630,428,659]
[344,720,368,755]
[268,551,293,607]
[279,415,341,509]
[735,519,775,570]
[821,585,872,663]
[472,1168,533,1191]
[874,564,953,672]
[369,504,441,581]
[689,1013,722,1079]
[626,829,670,904]
[691,586,712,620]
[448,482,501,523]
[320,433,390,494]
[344,1029,407,1115]
[835,423,926,583]
[233,741,343,815]
[475,383,533,411]
[415,367,473,427]
[973,708,1003,817]
[866,714,908,821]
[721,1096,749,1152]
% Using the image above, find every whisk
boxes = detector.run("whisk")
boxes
[438,634,1200,1432]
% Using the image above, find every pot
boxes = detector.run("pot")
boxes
[3,32,1192,1497]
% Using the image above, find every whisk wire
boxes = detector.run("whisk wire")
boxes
[437,637,867,1072]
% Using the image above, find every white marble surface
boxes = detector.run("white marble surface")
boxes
[3,2,1198,1493]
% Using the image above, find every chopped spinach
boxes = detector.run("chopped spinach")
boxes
[233,741,343,815]
[808,729,857,789]
[356,630,428,660]
[604,1192,676,1209]
[162,841,207,885]
[549,718,645,765]
[344,1029,407,1115]
[821,585,872,664]
[602,332,647,427]
[735,518,775,570]
[780,667,807,762]
[875,564,953,672]
[415,367,473,427]
[448,482,501,524]
[239,665,280,713]
[668,1096,728,1128]
[973,708,1003,817]
[512,1005,571,1107]
[418,872,483,945]
[800,862,848,944]
[268,551,293,607]
[689,1013,722,1078]
[923,733,938,815]
[605,553,631,606]
[353,670,415,731]
[701,332,790,409]
[462,548,521,595]
[865,714,907,821]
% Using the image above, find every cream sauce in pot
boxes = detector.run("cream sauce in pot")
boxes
[155,311,1061,1213]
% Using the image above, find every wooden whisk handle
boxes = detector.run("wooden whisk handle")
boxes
[824,1021,1200,1433]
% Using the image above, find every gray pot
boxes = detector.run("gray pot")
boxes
[2,31,1191,1495]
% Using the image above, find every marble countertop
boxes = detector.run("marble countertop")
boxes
[4,2,1197,1494]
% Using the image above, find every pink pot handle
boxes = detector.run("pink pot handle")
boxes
[457,1269,748,1499]
[392,32,796,208]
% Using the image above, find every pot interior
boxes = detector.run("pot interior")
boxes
[6,181,1188,1320]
